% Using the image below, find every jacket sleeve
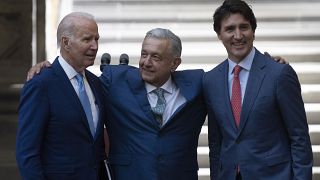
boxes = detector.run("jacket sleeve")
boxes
[276,64,313,180]
[16,79,49,179]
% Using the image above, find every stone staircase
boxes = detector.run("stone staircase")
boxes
[1,0,319,179]
[72,0,320,179]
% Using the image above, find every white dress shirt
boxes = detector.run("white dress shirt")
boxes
[58,56,99,130]
[145,76,187,125]
[228,47,255,104]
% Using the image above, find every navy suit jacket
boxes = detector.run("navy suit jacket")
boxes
[203,49,313,180]
[100,65,207,180]
[16,58,107,180]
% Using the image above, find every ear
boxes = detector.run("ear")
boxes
[217,33,222,40]
[171,57,181,72]
[61,36,70,50]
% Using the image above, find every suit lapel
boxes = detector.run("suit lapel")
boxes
[51,59,81,111]
[127,68,158,127]
[220,61,238,131]
[52,60,95,139]
[162,72,193,126]
[238,50,266,133]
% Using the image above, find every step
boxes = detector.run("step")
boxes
[197,167,320,180]
[197,145,320,167]
[302,85,320,103]
[198,124,320,147]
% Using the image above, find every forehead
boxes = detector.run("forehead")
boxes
[74,18,99,36]
[221,13,250,26]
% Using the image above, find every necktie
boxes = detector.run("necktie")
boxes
[75,73,95,136]
[151,88,166,126]
[231,65,242,128]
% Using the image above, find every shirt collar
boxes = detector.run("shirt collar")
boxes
[58,55,84,79]
[228,47,255,74]
[145,76,175,94]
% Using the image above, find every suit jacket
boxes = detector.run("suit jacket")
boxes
[203,49,313,180]
[16,58,108,180]
[100,65,207,180]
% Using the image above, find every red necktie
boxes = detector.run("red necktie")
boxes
[231,65,242,128]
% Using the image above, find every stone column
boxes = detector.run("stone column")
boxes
[0,0,45,179]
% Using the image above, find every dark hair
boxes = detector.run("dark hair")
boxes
[213,0,257,34]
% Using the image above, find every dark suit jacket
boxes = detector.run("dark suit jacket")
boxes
[16,58,108,180]
[203,49,313,180]
[100,65,207,180]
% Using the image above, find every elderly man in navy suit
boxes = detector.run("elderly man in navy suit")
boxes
[100,28,207,180]
[203,1,313,180]
[16,12,111,180]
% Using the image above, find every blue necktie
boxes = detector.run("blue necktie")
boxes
[151,88,166,126]
[75,73,95,137]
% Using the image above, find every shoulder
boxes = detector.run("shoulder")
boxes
[101,65,137,79]
[204,60,227,79]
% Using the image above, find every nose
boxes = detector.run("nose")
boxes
[234,29,242,40]
[141,56,152,67]
[91,40,98,50]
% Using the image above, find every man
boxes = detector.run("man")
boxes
[202,1,313,180]
[16,12,110,180]
[100,28,207,180]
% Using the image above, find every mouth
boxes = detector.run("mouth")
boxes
[232,41,246,48]
[141,67,154,74]
[86,54,96,60]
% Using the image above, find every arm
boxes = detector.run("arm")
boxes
[276,65,313,179]
[16,79,49,179]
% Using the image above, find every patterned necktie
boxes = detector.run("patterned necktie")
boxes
[75,73,95,136]
[151,88,166,126]
[231,65,242,128]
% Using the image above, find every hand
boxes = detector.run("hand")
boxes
[264,52,288,64]
[27,60,52,81]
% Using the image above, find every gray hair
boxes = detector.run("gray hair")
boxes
[144,28,182,57]
[57,12,95,47]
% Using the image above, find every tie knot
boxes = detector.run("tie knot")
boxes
[233,65,242,77]
[153,88,165,97]
[75,73,84,84]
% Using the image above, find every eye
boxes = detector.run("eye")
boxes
[240,24,250,31]
[141,52,147,58]
[225,26,234,32]
[151,55,161,61]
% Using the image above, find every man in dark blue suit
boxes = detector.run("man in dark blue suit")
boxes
[100,28,207,180]
[203,1,313,180]
[16,12,110,180]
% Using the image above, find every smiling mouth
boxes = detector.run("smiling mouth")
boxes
[233,42,245,46]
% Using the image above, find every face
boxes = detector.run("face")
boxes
[217,13,254,63]
[63,18,99,72]
[139,38,181,87]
